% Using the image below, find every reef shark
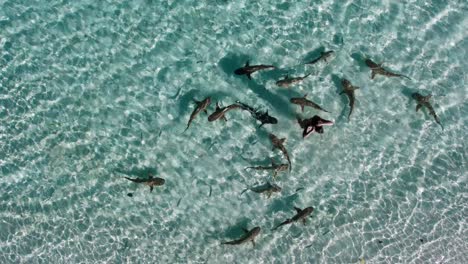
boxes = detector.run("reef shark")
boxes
[290,94,330,113]
[234,61,275,80]
[124,174,165,192]
[269,133,292,172]
[208,102,241,122]
[246,158,288,177]
[240,182,282,198]
[221,226,261,247]
[340,78,359,121]
[184,96,211,132]
[276,73,312,88]
[272,206,314,230]
[365,58,410,80]
[305,50,334,65]
[236,101,278,127]
[412,92,443,129]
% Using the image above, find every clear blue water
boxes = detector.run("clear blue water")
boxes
[1,0,467,263]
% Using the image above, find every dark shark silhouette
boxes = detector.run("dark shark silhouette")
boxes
[340,79,359,121]
[269,133,291,172]
[290,94,330,113]
[365,59,410,80]
[306,50,334,65]
[185,96,211,132]
[208,102,242,122]
[276,73,312,88]
[234,61,275,80]
[412,92,443,129]
[272,206,314,230]
[246,158,288,177]
[241,182,282,198]
[236,101,278,127]
[124,174,165,192]
[221,227,261,247]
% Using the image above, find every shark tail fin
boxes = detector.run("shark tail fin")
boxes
[247,74,252,80]
[240,186,250,196]
[124,177,138,183]
[402,74,411,80]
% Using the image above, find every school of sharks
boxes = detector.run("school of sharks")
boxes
[124,51,443,247]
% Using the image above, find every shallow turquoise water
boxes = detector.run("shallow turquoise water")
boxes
[0,0,467,263]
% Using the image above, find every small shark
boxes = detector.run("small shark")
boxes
[235,101,278,127]
[272,206,314,230]
[221,226,261,247]
[240,182,282,198]
[269,133,292,172]
[234,61,275,80]
[208,102,241,122]
[184,97,211,132]
[246,158,289,177]
[290,94,330,113]
[365,58,410,80]
[340,79,359,121]
[412,92,443,129]
[305,50,334,65]
[124,174,165,192]
[297,115,334,138]
[276,73,312,88]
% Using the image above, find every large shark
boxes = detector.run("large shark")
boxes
[412,92,443,129]
[269,133,292,172]
[272,206,314,230]
[208,102,242,122]
[240,182,282,198]
[184,96,211,132]
[340,79,359,121]
[365,58,410,80]
[124,174,165,192]
[246,158,288,177]
[235,101,278,127]
[221,227,261,247]
[234,61,275,80]
[276,73,312,88]
[305,50,334,65]
[290,94,330,113]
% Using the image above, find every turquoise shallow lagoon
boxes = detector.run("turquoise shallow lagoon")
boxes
[0,0,467,263]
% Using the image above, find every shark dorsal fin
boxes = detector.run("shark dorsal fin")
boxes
[303,93,308,98]
[280,138,286,144]
[242,228,249,233]
[270,158,276,166]
[294,207,302,213]
[215,102,221,110]
[285,75,289,79]
[245,61,250,67]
